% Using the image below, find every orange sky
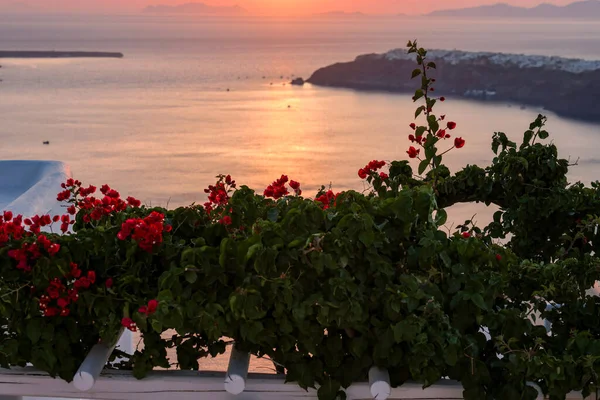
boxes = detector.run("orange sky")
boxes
[1,0,581,15]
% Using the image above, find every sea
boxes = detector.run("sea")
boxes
[1,14,600,225]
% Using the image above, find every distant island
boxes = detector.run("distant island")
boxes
[0,51,124,59]
[428,0,600,18]
[307,49,600,122]
[144,2,247,15]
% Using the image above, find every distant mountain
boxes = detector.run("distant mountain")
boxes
[428,0,600,18]
[313,11,367,18]
[144,2,247,15]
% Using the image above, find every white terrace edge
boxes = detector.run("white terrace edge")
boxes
[0,367,594,400]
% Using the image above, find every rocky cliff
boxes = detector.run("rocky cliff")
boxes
[307,49,600,122]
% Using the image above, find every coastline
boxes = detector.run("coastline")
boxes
[0,51,124,58]
[307,49,600,123]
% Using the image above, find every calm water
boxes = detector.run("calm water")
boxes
[1,14,599,224]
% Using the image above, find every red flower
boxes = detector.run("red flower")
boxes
[409,123,416,130]
[105,278,113,288]
[52,215,60,223]
[437,129,446,138]
[462,232,471,239]
[121,317,137,332]
[68,289,79,302]
[147,299,158,314]
[454,137,466,149]
[358,168,367,179]
[60,308,70,317]
[219,216,232,226]
[496,254,502,261]
[87,271,96,284]
[127,196,142,207]
[117,212,166,252]
[315,190,340,210]
[379,172,389,180]
[263,175,290,199]
[47,243,60,256]
[440,115,446,120]
[3,211,12,222]
[406,146,420,159]
[70,262,81,278]
[447,121,457,130]
[56,190,71,202]
[440,96,445,102]
[57,297,69,309]
[47,286,60,299]
[74,277,91,290]
[290,180,301,190]
[44,307,60,317]
[139,299,159,316]
[67,205,77,215]
[408,134,415,142]
[164,224,173,233]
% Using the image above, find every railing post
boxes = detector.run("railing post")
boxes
[368,366,391,400]
[72,329,125,391]
[526,381,544,400]
[224,345,251,395]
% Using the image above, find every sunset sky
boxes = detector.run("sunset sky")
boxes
[1,0,582,15]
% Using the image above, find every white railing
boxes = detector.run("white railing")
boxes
[0,366,594,400]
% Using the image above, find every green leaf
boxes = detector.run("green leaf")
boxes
[425,144,436,160]
[419,159,429,175]
[246,243,263,261]
[539,130,549,139]
[411,68,422,78]
[267,208,279,222]
[151,319,163,333]
[317,379,342,400]
[359,230,375,247]
[219,238,230,268]
[415,106,425,119]
[184,270,197,284]
[26,319,42,344]
[444,344,458,366]
[427,61,437,69]
[471,294,487,310]
[435,209,448,226]
[440,251,452,268]
[522,130,534,147]
[393,319,421,342]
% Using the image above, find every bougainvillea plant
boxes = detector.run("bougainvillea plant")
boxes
[2,40,600,400]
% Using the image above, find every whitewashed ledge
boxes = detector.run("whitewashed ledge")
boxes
[0,160,71,218]
[0,368,594,400]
